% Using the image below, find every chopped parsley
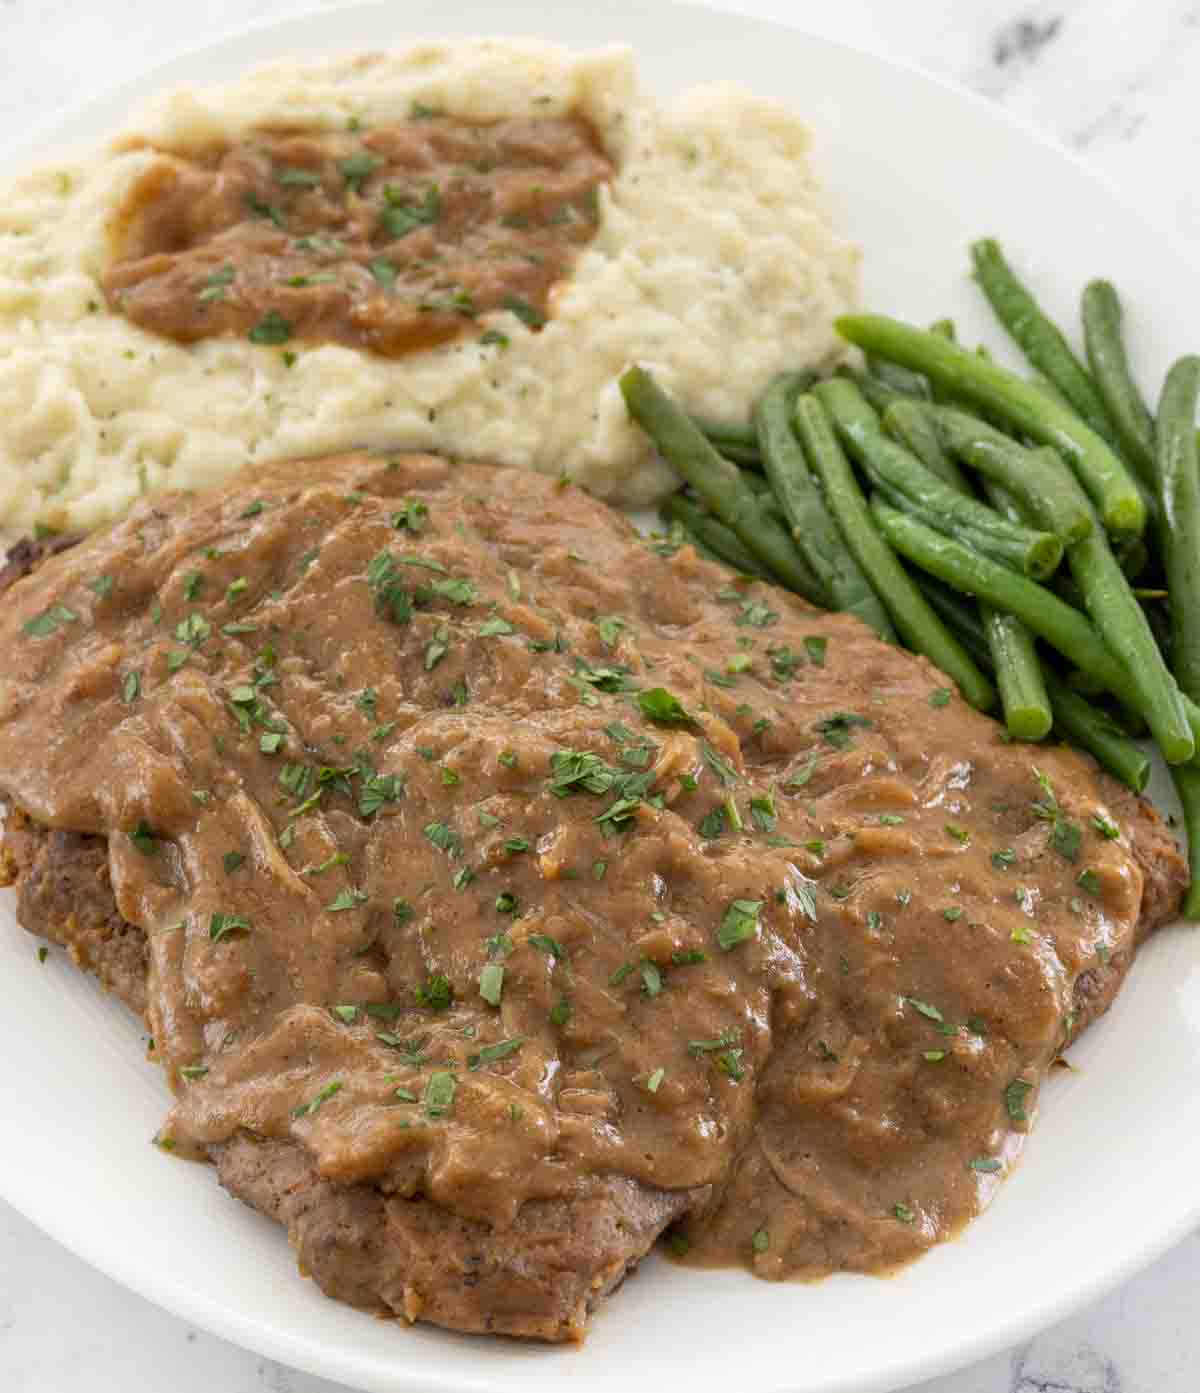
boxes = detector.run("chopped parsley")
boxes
[701,741,739,787]
[528,933,567,961]
[548,749,617,797]
[969,1156,1002,1174]
[903,996,943,1023]
[380,183,441,239]
[244,193,285,227]
[128,819,160,856]
[814,712,873,750]
[248,310,293,345]
[784,756,818,789]
[717,899,761,951]
[424,821,462,856]
[478,963,504,1006]
[292,1080,343,1118]
[415,975,453,1011]
[640,961,663,997]
[1077,868,1102,896]
[502,294,545,328]
[596,615,630,648]
[549,995,572,1026]
[359,772,404,817]
[637,687,693,724]
[337,151,381,191]
[23,604,77,638]
[326,888,367,912]
[198,264,236,301]
[468,1037,524,1071]
[424,1071,457,1118]
[1004,1077,1034,1123]
[209,912,251,943]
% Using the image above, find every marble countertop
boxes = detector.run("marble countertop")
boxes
[1,1,1197,1389]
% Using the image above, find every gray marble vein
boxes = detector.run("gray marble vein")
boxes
[0,1,1198,1390]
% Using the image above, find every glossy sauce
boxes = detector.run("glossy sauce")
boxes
[104,114,612,356]
[0,452,1179,1279]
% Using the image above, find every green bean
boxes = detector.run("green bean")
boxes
[754,373,895,640]
[930,409,1091,542]
[983,607,1052,739]
[1099,694,1150,739]
[1067,497,1194,764]
[970,239,1117,441]
[835,315,1146,535]
[890,395,1053,740]
[713,442,763,468]
[1155,356,1200,702]
[819,380,1063,579]
[870,495,1123,685]
[982,461,1170,744]
[692,416,759,452]
[1046,677,1151,793]
[900,411,1054,739]
[911,575,989,655]
[881,399,971,492]
[1170,764,1200,918]
[1082,280,1156,488]
[1114,535,1148,581]
[868,357,931,400]
[659,494,771,579]
[915,576,1145,784]
[871,493,1196,762]
[820,382,1054,735]
[832,365,910,415]
[1029,373,1074,411]
[870,477,1062,579]
[793,392,995,710]
[619,365,827,605]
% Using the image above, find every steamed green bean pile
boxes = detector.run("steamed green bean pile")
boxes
[619,240,1200,915]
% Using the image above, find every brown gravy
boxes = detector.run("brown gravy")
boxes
[103,114,612,357]
[0,453,1180,1287]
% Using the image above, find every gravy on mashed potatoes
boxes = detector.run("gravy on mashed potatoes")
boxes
[0,41,858,533]
[105,113,613,358]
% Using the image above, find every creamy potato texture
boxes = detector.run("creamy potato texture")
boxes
[0,41,859,532]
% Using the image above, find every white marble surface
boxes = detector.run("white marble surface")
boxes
[0,1,1197,1389]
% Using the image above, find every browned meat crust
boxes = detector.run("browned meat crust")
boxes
[1066,778,1184,1040]
[0,798,697,1342]
[0,533,82,595]
[0,503,1188,1339]
[212,1134,695,1341]
[0,805,148,1016]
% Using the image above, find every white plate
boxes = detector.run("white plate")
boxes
[2,4,1199,1392]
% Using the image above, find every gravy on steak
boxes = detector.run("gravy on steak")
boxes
[0,454,1184,1335]
[103,114,612,356]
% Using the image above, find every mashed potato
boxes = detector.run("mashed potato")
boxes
[0,41,858,532]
